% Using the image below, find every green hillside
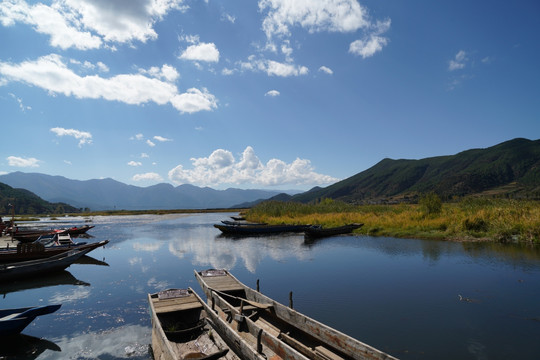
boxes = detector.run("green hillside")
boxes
[292,138,540,204]
[0,182,80,215]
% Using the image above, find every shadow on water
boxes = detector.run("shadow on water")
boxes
[0,270,90,297]
[0,334,60,359]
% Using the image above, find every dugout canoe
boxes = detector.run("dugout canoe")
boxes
[195,269,398,360]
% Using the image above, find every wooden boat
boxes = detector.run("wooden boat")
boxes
[63,225,95,236]
[0,334,60,359]
[195,269,398,360]
[148,287,266,360]
[0,239,109,262]
[221,220,268,226]
[214,224,310,236]
[9,228,66,243]
[304,223,364,240]
[231,216,246,221]
[0,304,61,336]
[0,248,92,282]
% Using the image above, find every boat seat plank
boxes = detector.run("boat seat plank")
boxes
[202,275,244,292]
[152,297,202,313]
[314,346,345,360]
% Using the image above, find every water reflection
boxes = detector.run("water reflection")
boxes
[37,325,150,360]
[0,334,60,359]
[0,270,90,297]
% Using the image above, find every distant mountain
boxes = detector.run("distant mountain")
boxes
[0,182,80,215]
[0,173,290,210]
[290,138,540,204]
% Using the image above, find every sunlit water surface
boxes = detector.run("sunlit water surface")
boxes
[1,213,539,359]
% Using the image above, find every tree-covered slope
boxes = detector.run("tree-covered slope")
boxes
[292,138,540,203]
[0,182,80,215]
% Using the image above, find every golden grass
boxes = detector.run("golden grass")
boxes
[246,199,540,243]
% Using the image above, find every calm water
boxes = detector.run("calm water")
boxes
[1,213,539,360]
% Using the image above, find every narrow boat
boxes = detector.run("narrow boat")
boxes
[63,225,95,236]
[195,269,398,360]
[221,220,268,226]
[214,224,310,236]
[9,228,66,243]
[0,304,61,336]
[304,223,364,240]
[0,248,92,282]
[0,239,109,262]
[148,287,266,360]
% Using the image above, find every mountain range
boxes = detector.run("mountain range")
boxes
[286,138,540,204]
[0,173,293,211]
[1,138,539,212]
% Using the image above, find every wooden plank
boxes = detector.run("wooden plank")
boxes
[152,297,202,313]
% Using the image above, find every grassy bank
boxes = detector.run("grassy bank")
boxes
[245,198,540,243]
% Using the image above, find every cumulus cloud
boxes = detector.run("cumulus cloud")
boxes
[265,90,280,97]
[0,0,187,50]
[180,43,220,63]
[259,0,369,39]
[0,54,217,114]
[349,19,391,58]
[146,139,156,147]
[318,66,333,74]
[133,172,163,182]
[168,146,339,187]
[128,161,142,166]
[7,156,40,167]
[449,50,467,71]
[140,64,179,82]
[50,127,92,147]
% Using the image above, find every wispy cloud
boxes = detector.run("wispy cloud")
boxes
[449,50,467,71]
[153,136,172,142]
[50,127,92,147]
[128,161,142,167]
[132,172,163,182]
[7,156,40,168]
[349,19,391,59]
[265,90,280,97]
[168,146,339,187]
[318,66,333,75]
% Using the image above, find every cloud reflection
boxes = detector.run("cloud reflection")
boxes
[167,228,311,273]
[40,324,150,359]
[49,286,91,303]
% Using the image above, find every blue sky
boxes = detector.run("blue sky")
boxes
[0,0,539,191]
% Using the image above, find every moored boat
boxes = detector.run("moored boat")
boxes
[304,223,364,240]
[195,269,398,360]
[214,223,310,236]
[0,248,92,282]
[0,239,109,262]
[148,287,265,360]
[63,225,95,236]
[0,304,61,336]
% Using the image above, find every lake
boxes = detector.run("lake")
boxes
[1,213,539,359]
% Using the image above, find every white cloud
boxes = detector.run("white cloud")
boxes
[259,0,369,39]
[140,64,179,83]
[141,153,149,158]
[0,0,188,50]
[449,50,467,71]
[170,88,217,114]
[265,90,280,97]
[153,135,172,142]
[146,139,156,147]
[349,19,391,58]
[0,54,217,115]
[7,156,40,168]
[180,43,220,63]
[128,161,142,167]
[221,13,235,24]
[132,133,144,140]
[133,172,163,182]
[318,66,333,74]
[50,127,92,147]
[239,57,308,77]
[168,146,339,187]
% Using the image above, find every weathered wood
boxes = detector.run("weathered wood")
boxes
[195,269,398,360]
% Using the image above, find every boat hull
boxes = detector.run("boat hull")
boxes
[0,240,109,262]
